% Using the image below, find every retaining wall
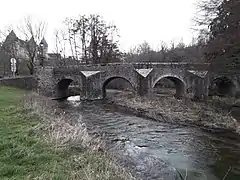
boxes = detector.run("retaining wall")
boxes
[0,76,37,90]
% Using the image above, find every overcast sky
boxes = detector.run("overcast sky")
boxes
[0,0,198,52]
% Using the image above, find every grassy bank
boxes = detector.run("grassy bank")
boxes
[108,92,240,134]
[0,87,133,180]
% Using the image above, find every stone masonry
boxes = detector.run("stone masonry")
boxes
[0,76,37,90]
[36,62,213,100]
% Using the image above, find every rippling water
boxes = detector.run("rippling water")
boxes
[58,95,240,180]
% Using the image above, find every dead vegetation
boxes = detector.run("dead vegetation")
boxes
[110,92,240,134]
[23,92,135,180]
[24,93,95,149]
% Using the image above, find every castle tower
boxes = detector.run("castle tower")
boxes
[40,37,48,57]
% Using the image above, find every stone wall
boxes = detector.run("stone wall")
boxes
[35,67,55,96]
[0,76,37,90]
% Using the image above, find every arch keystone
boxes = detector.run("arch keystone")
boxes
[81,71,101,78]
[135,68,153,78]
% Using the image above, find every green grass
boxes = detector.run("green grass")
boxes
[0,86,131,180]
[0,87,24,108]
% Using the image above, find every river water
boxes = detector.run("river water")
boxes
[57,95,240,180]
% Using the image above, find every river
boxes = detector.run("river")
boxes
[56,95,240,180]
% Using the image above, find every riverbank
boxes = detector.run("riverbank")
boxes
[107,92,240,134]
[0,86,134,180]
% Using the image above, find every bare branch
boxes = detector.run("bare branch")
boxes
[18,16,47,74]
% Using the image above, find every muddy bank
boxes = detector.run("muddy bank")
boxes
[107,92,240,134]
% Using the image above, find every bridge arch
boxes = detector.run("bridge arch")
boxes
[209,76,236,97]
[102,76,135,98]
[153,75,186,98]
[55,78,73,98]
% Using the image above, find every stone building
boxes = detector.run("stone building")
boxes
[0,31,54,77]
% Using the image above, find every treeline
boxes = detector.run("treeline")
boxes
[123,40,205,63]
[55,15,206,64]
[55,16,207,64]
[126,0,240,69]
[195,0,240,74]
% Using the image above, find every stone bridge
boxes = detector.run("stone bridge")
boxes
[36,62,213,100]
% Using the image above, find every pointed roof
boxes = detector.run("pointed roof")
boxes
[40,37,48,47]
[29,36,35,42]
[8,30,17,39]
[28,36,36,46]
[4,30,18,43]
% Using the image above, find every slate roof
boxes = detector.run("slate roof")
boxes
[40,37,48,47]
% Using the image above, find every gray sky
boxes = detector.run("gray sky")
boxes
[0,0,197,52]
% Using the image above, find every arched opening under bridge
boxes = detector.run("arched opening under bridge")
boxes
[102,77,134,98]
[56,78,80,99]
[153,76,185,99]
[209,77,236,97]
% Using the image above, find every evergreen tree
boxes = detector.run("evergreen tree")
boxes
[206,0,240,74]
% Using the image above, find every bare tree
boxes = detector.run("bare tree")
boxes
[54,29,67,58]
[193,0,223,42]
[19,16,47,74]
[61,14,121,64]
[62,18,74,59]
[124,41,156,62]
[194,0,222,26]
[159,41,168,61]
[137,41,152,55]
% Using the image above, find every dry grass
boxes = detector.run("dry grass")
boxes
[111,92,240,133]
[24,93,96,150]
[23,93,135,180]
